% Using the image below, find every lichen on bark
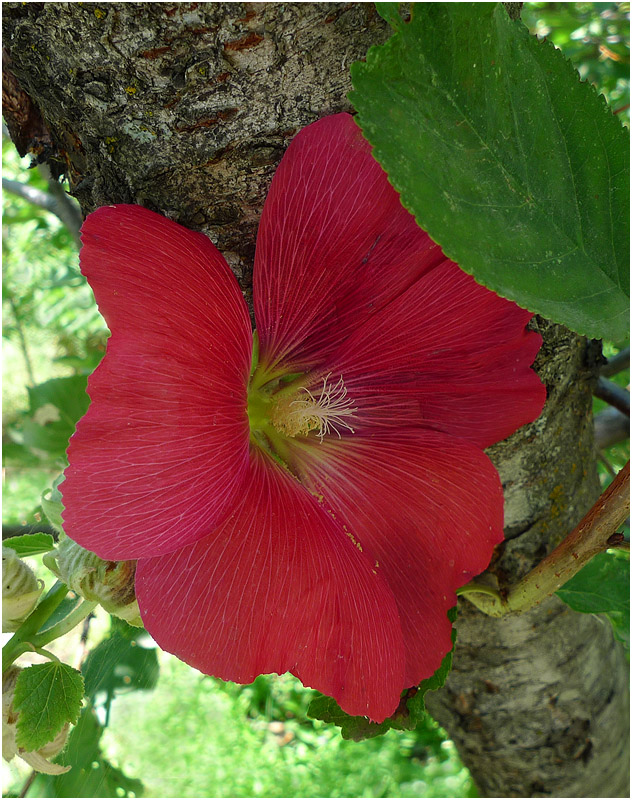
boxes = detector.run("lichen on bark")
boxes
[3,3,628,796]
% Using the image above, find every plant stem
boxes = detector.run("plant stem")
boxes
[6,293,36,386]
[34,599,98,648]
[463,461,630,617]
[3,582,68,668]
[2,582,94,671]
[30,646,61,662]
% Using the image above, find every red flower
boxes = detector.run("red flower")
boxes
[62,113,545,722]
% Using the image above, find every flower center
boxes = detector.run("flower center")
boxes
[270,374,357,441]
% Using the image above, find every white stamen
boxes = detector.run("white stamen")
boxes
[287,374,357,441]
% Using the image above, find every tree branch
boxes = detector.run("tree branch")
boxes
[595,407,630,449]
[2,174,82,244]
[594,377,630,416]
[601,347,630,378]
[38,163,83,245]
[462,461,630,617]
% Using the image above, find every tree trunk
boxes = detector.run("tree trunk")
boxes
[3,3,628,796]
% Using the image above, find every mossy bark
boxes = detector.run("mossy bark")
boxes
[3,3,628,796]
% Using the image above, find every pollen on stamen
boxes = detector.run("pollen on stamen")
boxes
[271,374,358,441]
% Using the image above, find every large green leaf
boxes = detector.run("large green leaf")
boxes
[22,375,89,459]
[13,662,84,751]
[351,3,629,341]
[557,550,629,647]
[82,621,159,704]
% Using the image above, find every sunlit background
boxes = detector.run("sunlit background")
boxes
[3,3,629,797]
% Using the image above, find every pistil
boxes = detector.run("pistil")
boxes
[270,374,357,441]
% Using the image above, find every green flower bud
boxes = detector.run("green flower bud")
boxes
[52,535,142,626]
[2,667,70,775]
[2,547,44,632]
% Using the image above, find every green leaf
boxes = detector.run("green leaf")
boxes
[556,550,629,646]
[307,607,457,741]
[350,3,629,341]
[14,662,84,751]
[82,621,159,704]
[41,474,66,534]
[375,3,406,31]
[22,375,89,458]
[307,691,418,741]
[3,532,55,557]
[408,607,457,717]
[36,706,144,798]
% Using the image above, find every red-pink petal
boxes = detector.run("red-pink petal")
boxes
[254,113,444,371]
[287,431,504,688]
[136,447,405,722]
[62,205,252,560]
[323,261,545,448]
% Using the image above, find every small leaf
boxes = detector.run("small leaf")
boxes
[23,376,89,458]
[82,621,159,705]
[307,690,418,741]
[375,3,406,31]
[41,474,66,534]
[351,3,629,341]
[14,662,84,752]
[3,533,55,558]
[407,607,457,718]
[557,550,629,646]
[307,607,457,740]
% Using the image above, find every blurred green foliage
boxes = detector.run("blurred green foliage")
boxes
[98,656,475,798]
[523,2,630,124]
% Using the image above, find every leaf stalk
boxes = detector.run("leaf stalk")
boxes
[463,461,630,617]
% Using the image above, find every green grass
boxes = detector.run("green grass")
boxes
[101,656,475,799]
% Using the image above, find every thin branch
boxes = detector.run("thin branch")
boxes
[19,771,37,799]
[595,407,629,450]
[37,163,82,244]
[462,461,630,617]
[594,377,630,416]
[601,347,630,378]
[598,450,617,478]
[2,174,82,245]
[6,293,36,385]
[3,177,56,211]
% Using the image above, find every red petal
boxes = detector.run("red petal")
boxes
[325,261,546,448]
[288,432,504,688]
[254,113,443,371]
[136,447,405,722]
[62,206,252,560]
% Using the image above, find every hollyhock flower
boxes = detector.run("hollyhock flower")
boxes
[62,113,545,722]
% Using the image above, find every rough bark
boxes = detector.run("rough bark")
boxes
[3,3,629,797]
[426,322,630,798]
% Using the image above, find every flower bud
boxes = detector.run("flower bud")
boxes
[2,666,70,775]
[2,547,44,632]
[52,535,142,626]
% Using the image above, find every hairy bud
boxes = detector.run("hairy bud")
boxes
[51,535,142,626]
[2,547,44,632]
